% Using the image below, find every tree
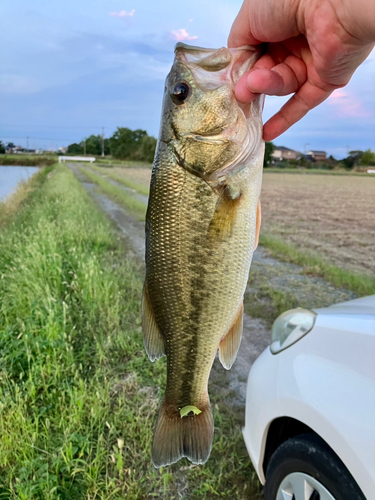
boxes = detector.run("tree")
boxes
[83,135,100,155]
[67,143,83,155]
[0,141,5,154]
[264,141,275,167]
[7,142,15,149]
[110,127,155,161]
[342,150,363,169]
[67,136,110,156]
[361,149,375,165]
[139,135,157,163]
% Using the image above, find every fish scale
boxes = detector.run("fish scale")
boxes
[142,43,264,467]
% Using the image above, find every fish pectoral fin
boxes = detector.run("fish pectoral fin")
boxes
[254,199,261,250]
[142,283,166,362]
[219,303,243,370]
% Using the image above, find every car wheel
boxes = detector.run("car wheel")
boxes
[264,433,365,500]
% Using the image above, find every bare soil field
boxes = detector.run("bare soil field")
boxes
[261,173,375,275]
[111,166,152,185]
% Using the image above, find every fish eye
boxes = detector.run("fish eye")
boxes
[171,82,190,104]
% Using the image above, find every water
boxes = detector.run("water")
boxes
[0,166,40,201]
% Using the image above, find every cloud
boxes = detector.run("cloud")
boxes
[109,9,135,18]
[328,89,371,118]
[169,29,198,42]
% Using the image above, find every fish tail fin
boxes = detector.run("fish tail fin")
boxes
[152,399,214,468]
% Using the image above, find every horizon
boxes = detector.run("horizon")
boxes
[1,0,374,160]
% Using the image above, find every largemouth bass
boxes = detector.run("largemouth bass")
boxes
[143,43,264,467]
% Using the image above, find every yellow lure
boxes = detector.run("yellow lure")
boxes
[180,406,202,418]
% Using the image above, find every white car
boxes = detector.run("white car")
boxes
[243,295,375,500]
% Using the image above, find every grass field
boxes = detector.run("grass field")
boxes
[76,165,147,221]
[260,173,375,277]
[0,164,261,500]
[0,155,56,166]
[86,164,150,196]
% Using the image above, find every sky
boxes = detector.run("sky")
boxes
[0,0,374,158]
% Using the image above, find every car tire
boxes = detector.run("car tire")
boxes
[264,433,366,500]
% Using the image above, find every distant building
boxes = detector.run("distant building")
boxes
[271,146,300,161]
[5,145,23,154]
[307,150,327,161]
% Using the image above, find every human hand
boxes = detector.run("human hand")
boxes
[228,0,375,141]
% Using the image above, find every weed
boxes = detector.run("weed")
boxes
[259,233,375,297]
[76,165,147,221]
[86,164,150,196]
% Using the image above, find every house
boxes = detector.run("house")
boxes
[271,146,299,161]
[307,150,327,161]
[5,145,23,154]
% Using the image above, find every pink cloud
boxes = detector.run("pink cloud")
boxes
[110,9,135,18]
[170,29,198,42]
[328,89,371,118]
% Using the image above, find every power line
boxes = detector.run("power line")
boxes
[0,124,106,129]
[1,135,71,142]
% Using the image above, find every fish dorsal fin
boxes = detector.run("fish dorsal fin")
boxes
[218,303,243,370]
[254,200,261,250]
[142,283,166,361]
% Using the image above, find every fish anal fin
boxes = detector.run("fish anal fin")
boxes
[254,200,261,250]
[219,303,243,370]
[152,399,214,468]
[142,283,165,361]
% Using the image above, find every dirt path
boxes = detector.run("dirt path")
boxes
[69,163,356,416]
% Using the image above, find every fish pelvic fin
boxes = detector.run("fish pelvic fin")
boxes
[142,282,166,361]
[152,399,214,468]
[219,302,243,370]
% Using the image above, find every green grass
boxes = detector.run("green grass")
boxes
[86,164,150,196]
[264,167,374,176]
[96,158,152,168]
[0,155,57,166]
[76,165,147,221]
[259,233,375,297]
[0,164,261,500]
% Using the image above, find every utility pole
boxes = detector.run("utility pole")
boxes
[84,138,86,156]
[26,136,29,151]
[101,127,105,157]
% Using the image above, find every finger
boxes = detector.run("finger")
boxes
[235,55,307,103]
[235,55,276,102]
[235,69,283,103]
[263,82,333,141]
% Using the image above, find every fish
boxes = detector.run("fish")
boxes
[142,42,264,468]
